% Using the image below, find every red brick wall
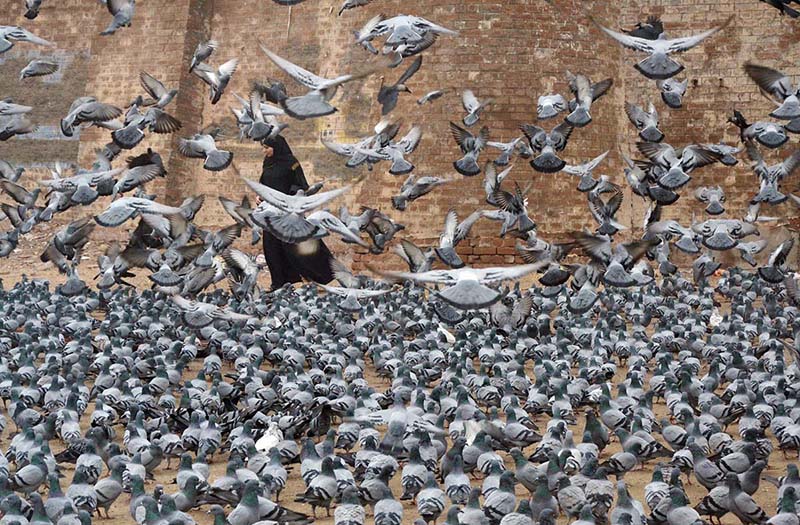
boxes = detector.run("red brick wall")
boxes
[0,0,797,271]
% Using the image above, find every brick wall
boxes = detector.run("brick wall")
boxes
[0,0,797,272]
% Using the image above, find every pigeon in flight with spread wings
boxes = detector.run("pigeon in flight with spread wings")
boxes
[192,58,238,105]
[450,122,489,176]
[0,25,53,54]
[462,90,493,127]
[562,150,609,192]
[94,197,190,228]
[744,139,800,205]
[100,0,136,35]
[371,262,548,310]
[319,261,391,312]
[356,124,422,175]
[245,178,350,244]
[171,295,256,328]
[260,42,386,119]
[435,209,483,268]
[520,122,573,173]
[573,231,658,288]
[744,62,800,120]
[591,16,733,79]
[564,71,613,127]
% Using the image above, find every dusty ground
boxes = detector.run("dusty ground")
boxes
[0,235,788,525]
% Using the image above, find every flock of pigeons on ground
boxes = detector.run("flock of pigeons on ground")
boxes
[1,1,800,525]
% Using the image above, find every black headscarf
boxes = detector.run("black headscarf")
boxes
[260,135,309,194]
[262,135,296,168]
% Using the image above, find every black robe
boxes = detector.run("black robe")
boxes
[260,136,334,290]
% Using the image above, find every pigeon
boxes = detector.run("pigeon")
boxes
[417,89,446,105]
[657,78,688,108]
[378,56,421,115]
[24,0,44,19]
[624,15,665,39]
[393,239,435,273]
[729,109,789,149]
[245,178,350,243]
[462,90,493,127]
[189,39,218,72]
[0,114,35,140]
[338,0,372,16]
[759,238,794,283]
[139,71,179,109]
[0,25,53,54]
[372,261,547,310]
[744,62,800,119]
[192,58,239,105]
[592,16,733,79]
[491,182,536,236]
[434,209,482,268]
[565,71,613,127]
[694,186,726,215]
[562,151,610,192]
[260,43,385,119]
[94,197,191,228]
[101,0,135,35]
[356,124,422,175]
[520,121,573,173]
[759,0,800,17]
[744,139,800,205]
[487,137,524,166]
[391,175,449,211]
[177,128,233,172]
[61,97,123,137]
[450,122,489,176]
[353,14,457,54]
[636,141,721,190]
[625,101,664,142]
[19,59,59,80]
[537,93,568,120]
[573,231,656,287]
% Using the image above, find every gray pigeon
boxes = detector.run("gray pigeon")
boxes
[20,59,59,80]
[657,78,688,108]
[193,58,238,105]
[177,129,233,171]
[61,97,122,137]
[520,121,573,173]
[378,56,421,115]
[745,62,800,119]
[592,16,733,79]
[0,25,53,54]
[101,0,136,35]
[537,93,567,120]
[565,71,613,127]
[694,186,726,215]
[625,100,663,142]
[450,121,489,176]
[462,89,493,127]
[391,175,449,211]
[189,39,218,72]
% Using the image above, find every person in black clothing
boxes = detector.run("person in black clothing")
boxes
[259,136,335,290]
